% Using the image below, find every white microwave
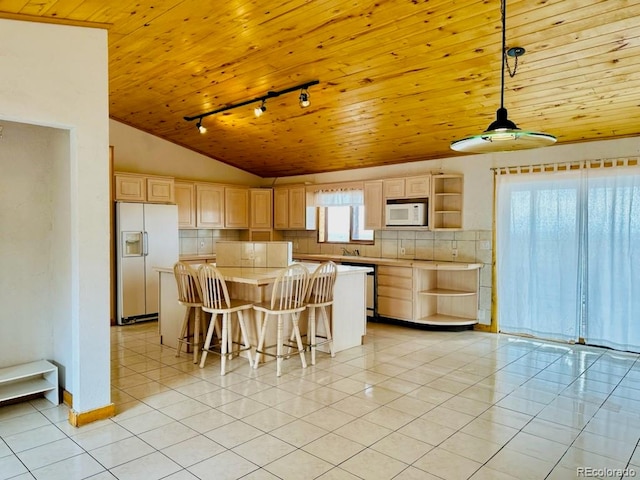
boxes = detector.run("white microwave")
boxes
[385,202,427,226]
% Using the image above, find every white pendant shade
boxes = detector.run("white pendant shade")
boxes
[451,129,557,153]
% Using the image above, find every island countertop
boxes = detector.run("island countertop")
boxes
[154,262,372,285]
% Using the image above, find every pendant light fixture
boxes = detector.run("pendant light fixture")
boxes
[450,0,556,153]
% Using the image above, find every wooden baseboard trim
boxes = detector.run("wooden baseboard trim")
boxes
[473,324,493,333]
[62,390,73,408]
[68,403,115,427]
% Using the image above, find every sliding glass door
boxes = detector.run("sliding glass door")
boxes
[496,164,640,353]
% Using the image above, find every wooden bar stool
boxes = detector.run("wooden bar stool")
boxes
[305,261,338,365]
[253,263,309,377]
[173,262,206,363]
[198,264,254,375]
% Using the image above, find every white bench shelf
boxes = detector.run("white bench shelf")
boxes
[0,360,59,405]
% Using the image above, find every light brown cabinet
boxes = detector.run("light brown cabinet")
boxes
[174,181,196,228]
[224,186,249,229]
[196,183,225,228]
[383,175,430,199]
[363,181,383,230]
[146,177,175,203]
[274,185,308,230]
[249,188,273,229]
[114,172,174,203]
[377,265,414,321]
[431,174,463,230]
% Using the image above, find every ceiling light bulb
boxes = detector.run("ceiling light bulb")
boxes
[299,89,310,108]
[254,101,266,117]
[196,121,207,134]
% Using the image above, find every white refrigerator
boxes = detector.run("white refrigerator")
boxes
[116,202,179,325]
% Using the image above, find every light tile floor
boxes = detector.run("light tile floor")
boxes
[1,321,640,479]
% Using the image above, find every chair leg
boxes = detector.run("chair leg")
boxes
[309,306,317,365]
[237,310,253,367]
[320,306,335,358]
[254,313,269,368]
[193,307,201,364]
[176,306,191,357]
[199,313,219,368]
[276,315,284,377]
[220,313,229,375]
[291,312,307,369]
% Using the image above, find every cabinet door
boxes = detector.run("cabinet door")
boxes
[114,174,145,202]
[363,181,383,230]
[405,175,430,198]
[225,187,249,228]
[288,186,306,229]
[383,179,405,198]
[146,177,175,203]
[273,188,289,229]
[196,184,224,228]
[174,182,196,228]
[250,189,273,229]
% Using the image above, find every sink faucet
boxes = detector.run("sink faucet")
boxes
[341,247,360,256]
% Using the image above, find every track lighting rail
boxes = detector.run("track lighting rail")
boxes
[184,80,319,124]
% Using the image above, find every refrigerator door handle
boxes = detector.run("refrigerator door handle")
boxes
[143,231,149,256]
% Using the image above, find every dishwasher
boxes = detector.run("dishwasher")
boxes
[340,261,376,319]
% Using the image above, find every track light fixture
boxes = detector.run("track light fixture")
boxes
[254,99,267,117]
[299,88,310,108]
[184,80,319,130]
[450,0,555,153]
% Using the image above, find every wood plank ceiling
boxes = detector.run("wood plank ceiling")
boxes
[3,0,640,178]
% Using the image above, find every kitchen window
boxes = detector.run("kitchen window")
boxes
[313,187,374,244]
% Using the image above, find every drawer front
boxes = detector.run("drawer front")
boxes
[377,275,412,290]
[377,284,413,301]
[377,265,413,278]
[378,297,413,320]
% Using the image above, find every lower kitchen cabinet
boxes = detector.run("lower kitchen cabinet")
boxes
[413,263,482,325]
[377,265,413,321]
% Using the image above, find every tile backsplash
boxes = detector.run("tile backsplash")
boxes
[179,229,241,256]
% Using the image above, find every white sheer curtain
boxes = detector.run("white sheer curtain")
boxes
[497,170,582,342]
[496,162,640,352]
[584,167,640,351]
[314,189,363,206]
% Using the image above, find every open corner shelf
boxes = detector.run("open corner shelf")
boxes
[413,263,482,326]
[0,360,59,405]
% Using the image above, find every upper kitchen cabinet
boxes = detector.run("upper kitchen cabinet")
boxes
[114,172,175,203]
[174,181,196,228]
[431,174,463,230]
[363,181,383,230]
[224,186,249,229]
[274,185,311,230]
[383,175,430,199]
[196,183,225,228]
[249,188,273,230]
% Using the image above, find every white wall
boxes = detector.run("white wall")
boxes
[267,137,640,230]
[0,19,110,413]
[110,120,262,185]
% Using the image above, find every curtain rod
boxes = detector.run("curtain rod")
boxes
[491,156,639,175]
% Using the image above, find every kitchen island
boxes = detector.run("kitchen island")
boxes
[155,262,372,356]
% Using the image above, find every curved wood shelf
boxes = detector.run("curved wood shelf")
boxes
[419,288,476,296]
[416,314,478,326]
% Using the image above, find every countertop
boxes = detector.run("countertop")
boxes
[293,253,482,270]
